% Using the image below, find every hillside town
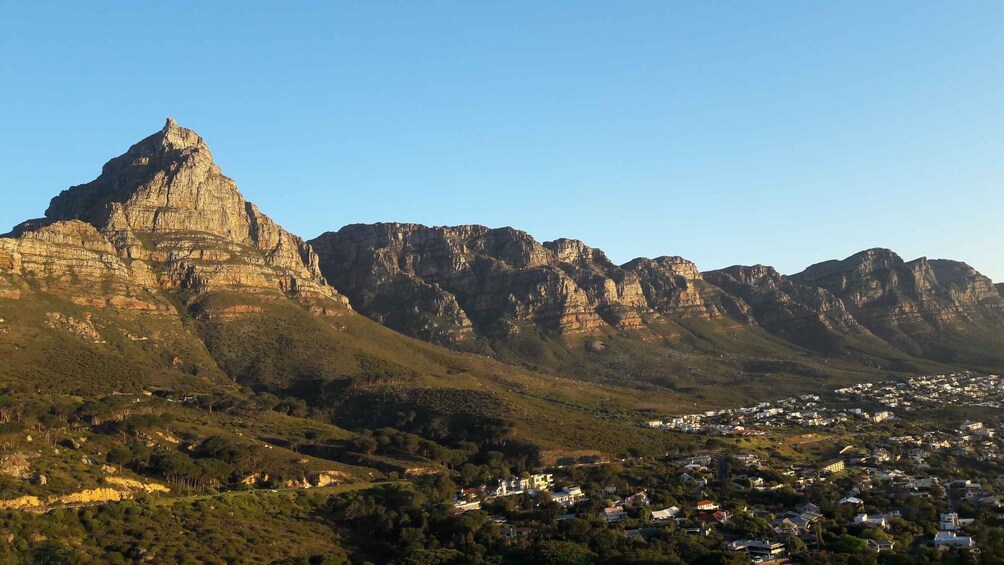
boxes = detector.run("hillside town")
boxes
[440,373,1004,563]
[646,372,1000,436]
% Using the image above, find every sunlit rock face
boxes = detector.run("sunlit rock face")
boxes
[3,119,348,308]
[790,248,1004,354]
[311,223,743,345]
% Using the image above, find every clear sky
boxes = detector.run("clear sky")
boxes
[3,2,1003,279]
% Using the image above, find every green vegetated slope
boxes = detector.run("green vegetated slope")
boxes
[189,290,722,455]
[0,275,703,457]
[0,290,232,395]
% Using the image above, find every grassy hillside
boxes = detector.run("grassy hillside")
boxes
[0,290,232,395]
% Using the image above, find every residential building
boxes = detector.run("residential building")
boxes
[867,539,895,552]
[960,421,983,432]
[933,531,975,548]
[821,459,845,474]
[940,513,960,531]
[602,506,627,522]
[452,500,481,512]
[651,506,680,522]
[746,540,786,561]
[853,514,888,528]
[551,486,585,508]
[695,499,719,511]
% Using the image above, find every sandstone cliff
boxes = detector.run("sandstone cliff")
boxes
[703,264,871,350]
[0,220,166,310]
[2,119,348,313]
[310,223,739,345]
[315,225,1004,369]
[791,249,1004,358]
[621,256,751,322]
[0,120,356,393]
[4,118,1004,402]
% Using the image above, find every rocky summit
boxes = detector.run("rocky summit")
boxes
[312,226,1004,370]
[309,223,747,344]
[3,119,348,317]
[791,249,1004,361]
[702,264,873,349]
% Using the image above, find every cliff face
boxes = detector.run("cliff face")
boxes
[790,249,1004,356]
[310,224,737,344]
[3,119,347,311]
[315,225,1004,368]
[0,220,166,310]
[928,259,1004,310]
[621,256,751,322]
[703,264,870,350]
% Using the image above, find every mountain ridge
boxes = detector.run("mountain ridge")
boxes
[2,120,1001,429]
[312,225,1004,371]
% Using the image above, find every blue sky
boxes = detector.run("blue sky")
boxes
[3,2,1003,279]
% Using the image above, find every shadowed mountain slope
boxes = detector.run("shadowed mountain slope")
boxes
[312,229,1003,374]
[790,249,1004,366]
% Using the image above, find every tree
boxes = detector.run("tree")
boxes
[731,514,772,539]
[351,435,378,455]
[784,535,806,554]
[536,540,596,565]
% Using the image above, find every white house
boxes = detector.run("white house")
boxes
[651,506,680,522]
[528,473,554,490]
[933,531,975,548]
[492,473,554,497]
[602,506,628,522]
[453,500,481,512]
[854,514,888,528]
[960,421,983,432]
[551,486,585,508]
[939,513,975,531]
[696,499,719,511]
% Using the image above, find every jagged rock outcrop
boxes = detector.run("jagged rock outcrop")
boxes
[0,478,170,511]
[622,256,751,322]
[311,224,606,341]
[929,259,1004,310]
[543,238,648,329]
[315,223,1004,367]
[2,119,349,312]
[0,220,166,310]
[791,249,1004,355]
[704,264,870,349]
[0,453,31,479]
[310,223,743,345]
[4,117,1004,400]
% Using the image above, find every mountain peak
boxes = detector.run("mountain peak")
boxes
[44,119,220,226]
[157,117,207,153]
[18,120,339,300]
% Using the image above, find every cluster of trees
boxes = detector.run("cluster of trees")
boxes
[350,427,488,469]
[325,473,759,564]
[108,434,263,491]
[147,450,233,490]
